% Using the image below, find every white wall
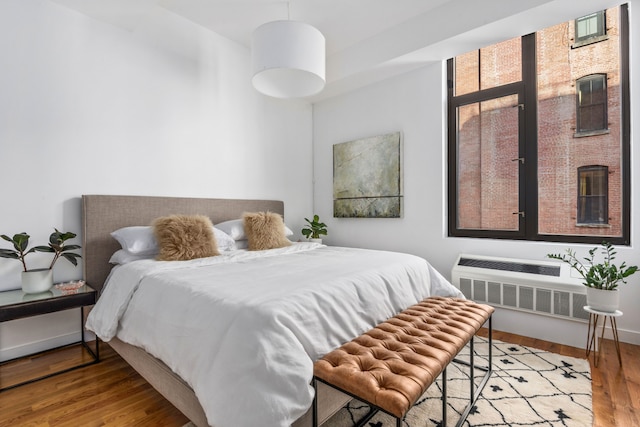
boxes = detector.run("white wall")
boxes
[313,5,640,348]
[0,0,313,360]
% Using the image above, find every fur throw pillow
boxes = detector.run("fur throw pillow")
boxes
[243,211,292,251]
[152,214,219,261]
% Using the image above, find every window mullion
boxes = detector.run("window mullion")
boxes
[521,33,538,239]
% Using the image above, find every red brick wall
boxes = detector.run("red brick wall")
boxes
[537,7,621,237]
[456,7,622,237]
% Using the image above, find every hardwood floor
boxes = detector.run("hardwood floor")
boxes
[476,329,640,427]
[1,331,638,426]
[0,344,188,426]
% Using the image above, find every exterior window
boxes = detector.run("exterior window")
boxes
[576,74,607,132]
[578,166,608,224]
[575,11,606,42]
[447,5,630,245]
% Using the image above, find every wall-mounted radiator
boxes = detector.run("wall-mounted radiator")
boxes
[451,254,589,321]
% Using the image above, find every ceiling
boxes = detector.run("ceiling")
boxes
[48,0,622,101]
[48,0,453,54]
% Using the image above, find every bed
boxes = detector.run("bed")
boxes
[82,194,463,427]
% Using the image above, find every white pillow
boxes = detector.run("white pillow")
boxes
[111,224,236,254]
[111,226,157,255]
[109,249,155,265]
[234,240,249,250]
[216,218,293,241]
[215,219,246,240]
[213,227,236,252]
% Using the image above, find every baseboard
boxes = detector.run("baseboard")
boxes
[0,330,95,362]
[491,306,640,348]
[617,327,640,346]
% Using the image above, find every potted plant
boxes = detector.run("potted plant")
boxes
[301,215,327,244]
[547,241,637,312]
[0,229,82,294]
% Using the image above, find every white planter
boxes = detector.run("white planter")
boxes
[586,287,619,313]
[309,238,323,244]
[21,268,54,294]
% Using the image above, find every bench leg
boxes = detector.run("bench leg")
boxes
[489,315,493,372]
[442,366,447,427]
[354,407,378,427]
[312,377,318,427]
[451,314,493,427]
[470,336,475,403]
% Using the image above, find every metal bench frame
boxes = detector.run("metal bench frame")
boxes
[312,316,492,427]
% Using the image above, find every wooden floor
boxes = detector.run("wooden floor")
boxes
[1,331,638,426]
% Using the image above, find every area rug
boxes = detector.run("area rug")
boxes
[324,337,592,427]
[181,338,592,427]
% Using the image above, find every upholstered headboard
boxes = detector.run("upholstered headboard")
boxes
[81,195,285,295]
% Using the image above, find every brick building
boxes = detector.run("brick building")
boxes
[455,7,622,238]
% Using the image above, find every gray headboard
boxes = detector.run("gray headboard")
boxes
[82,195,285,295]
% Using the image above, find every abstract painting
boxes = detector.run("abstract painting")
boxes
[333,132,403,218]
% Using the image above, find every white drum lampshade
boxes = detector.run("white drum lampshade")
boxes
[251,20,326,98]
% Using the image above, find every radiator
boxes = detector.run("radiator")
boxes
[451,254,589,321]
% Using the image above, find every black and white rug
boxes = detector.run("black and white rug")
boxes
[324,338,592,427]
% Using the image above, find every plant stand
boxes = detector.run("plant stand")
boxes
[584,306,622,368]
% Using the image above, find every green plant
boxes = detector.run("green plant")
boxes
[301,215,327,240]
[547,241,638,290]
[0,229,81,272]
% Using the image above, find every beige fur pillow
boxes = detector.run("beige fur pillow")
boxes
[152,214,219,261]
[243,211,292,251]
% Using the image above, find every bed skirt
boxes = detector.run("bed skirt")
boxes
[106,338,351,427]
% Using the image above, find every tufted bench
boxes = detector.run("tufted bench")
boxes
[312,297,494,427]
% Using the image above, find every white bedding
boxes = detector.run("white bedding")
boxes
[86,243,463,427]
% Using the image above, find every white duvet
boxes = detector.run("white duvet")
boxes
[86,243,462,427]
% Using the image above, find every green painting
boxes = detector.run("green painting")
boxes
[333,132,403,218]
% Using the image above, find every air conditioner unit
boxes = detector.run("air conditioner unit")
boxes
[451,254,589,322]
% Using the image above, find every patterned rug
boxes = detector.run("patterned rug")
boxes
[323,337,592,427]
[181,339,591,427]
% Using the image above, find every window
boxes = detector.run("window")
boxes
[447,5,630,245]
[578,166,608,224]
[576,74,607,133]
[575,11,606,43]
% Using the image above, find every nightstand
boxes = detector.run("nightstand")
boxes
[0,282,99,392]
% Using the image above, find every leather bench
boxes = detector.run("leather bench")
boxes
[312,296,494,427]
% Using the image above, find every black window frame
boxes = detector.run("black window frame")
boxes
[577,165,609,225]
[447,36,531,241]
[575,10,606,43]
[447,4,630,245]
[576,74,608,133]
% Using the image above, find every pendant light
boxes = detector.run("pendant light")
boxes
[251,4,325,98]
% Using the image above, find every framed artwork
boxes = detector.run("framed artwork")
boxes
[333,132,403,218]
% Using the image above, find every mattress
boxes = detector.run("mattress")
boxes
[86,243,463,427]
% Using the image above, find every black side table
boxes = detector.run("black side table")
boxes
[0,283,99,392]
